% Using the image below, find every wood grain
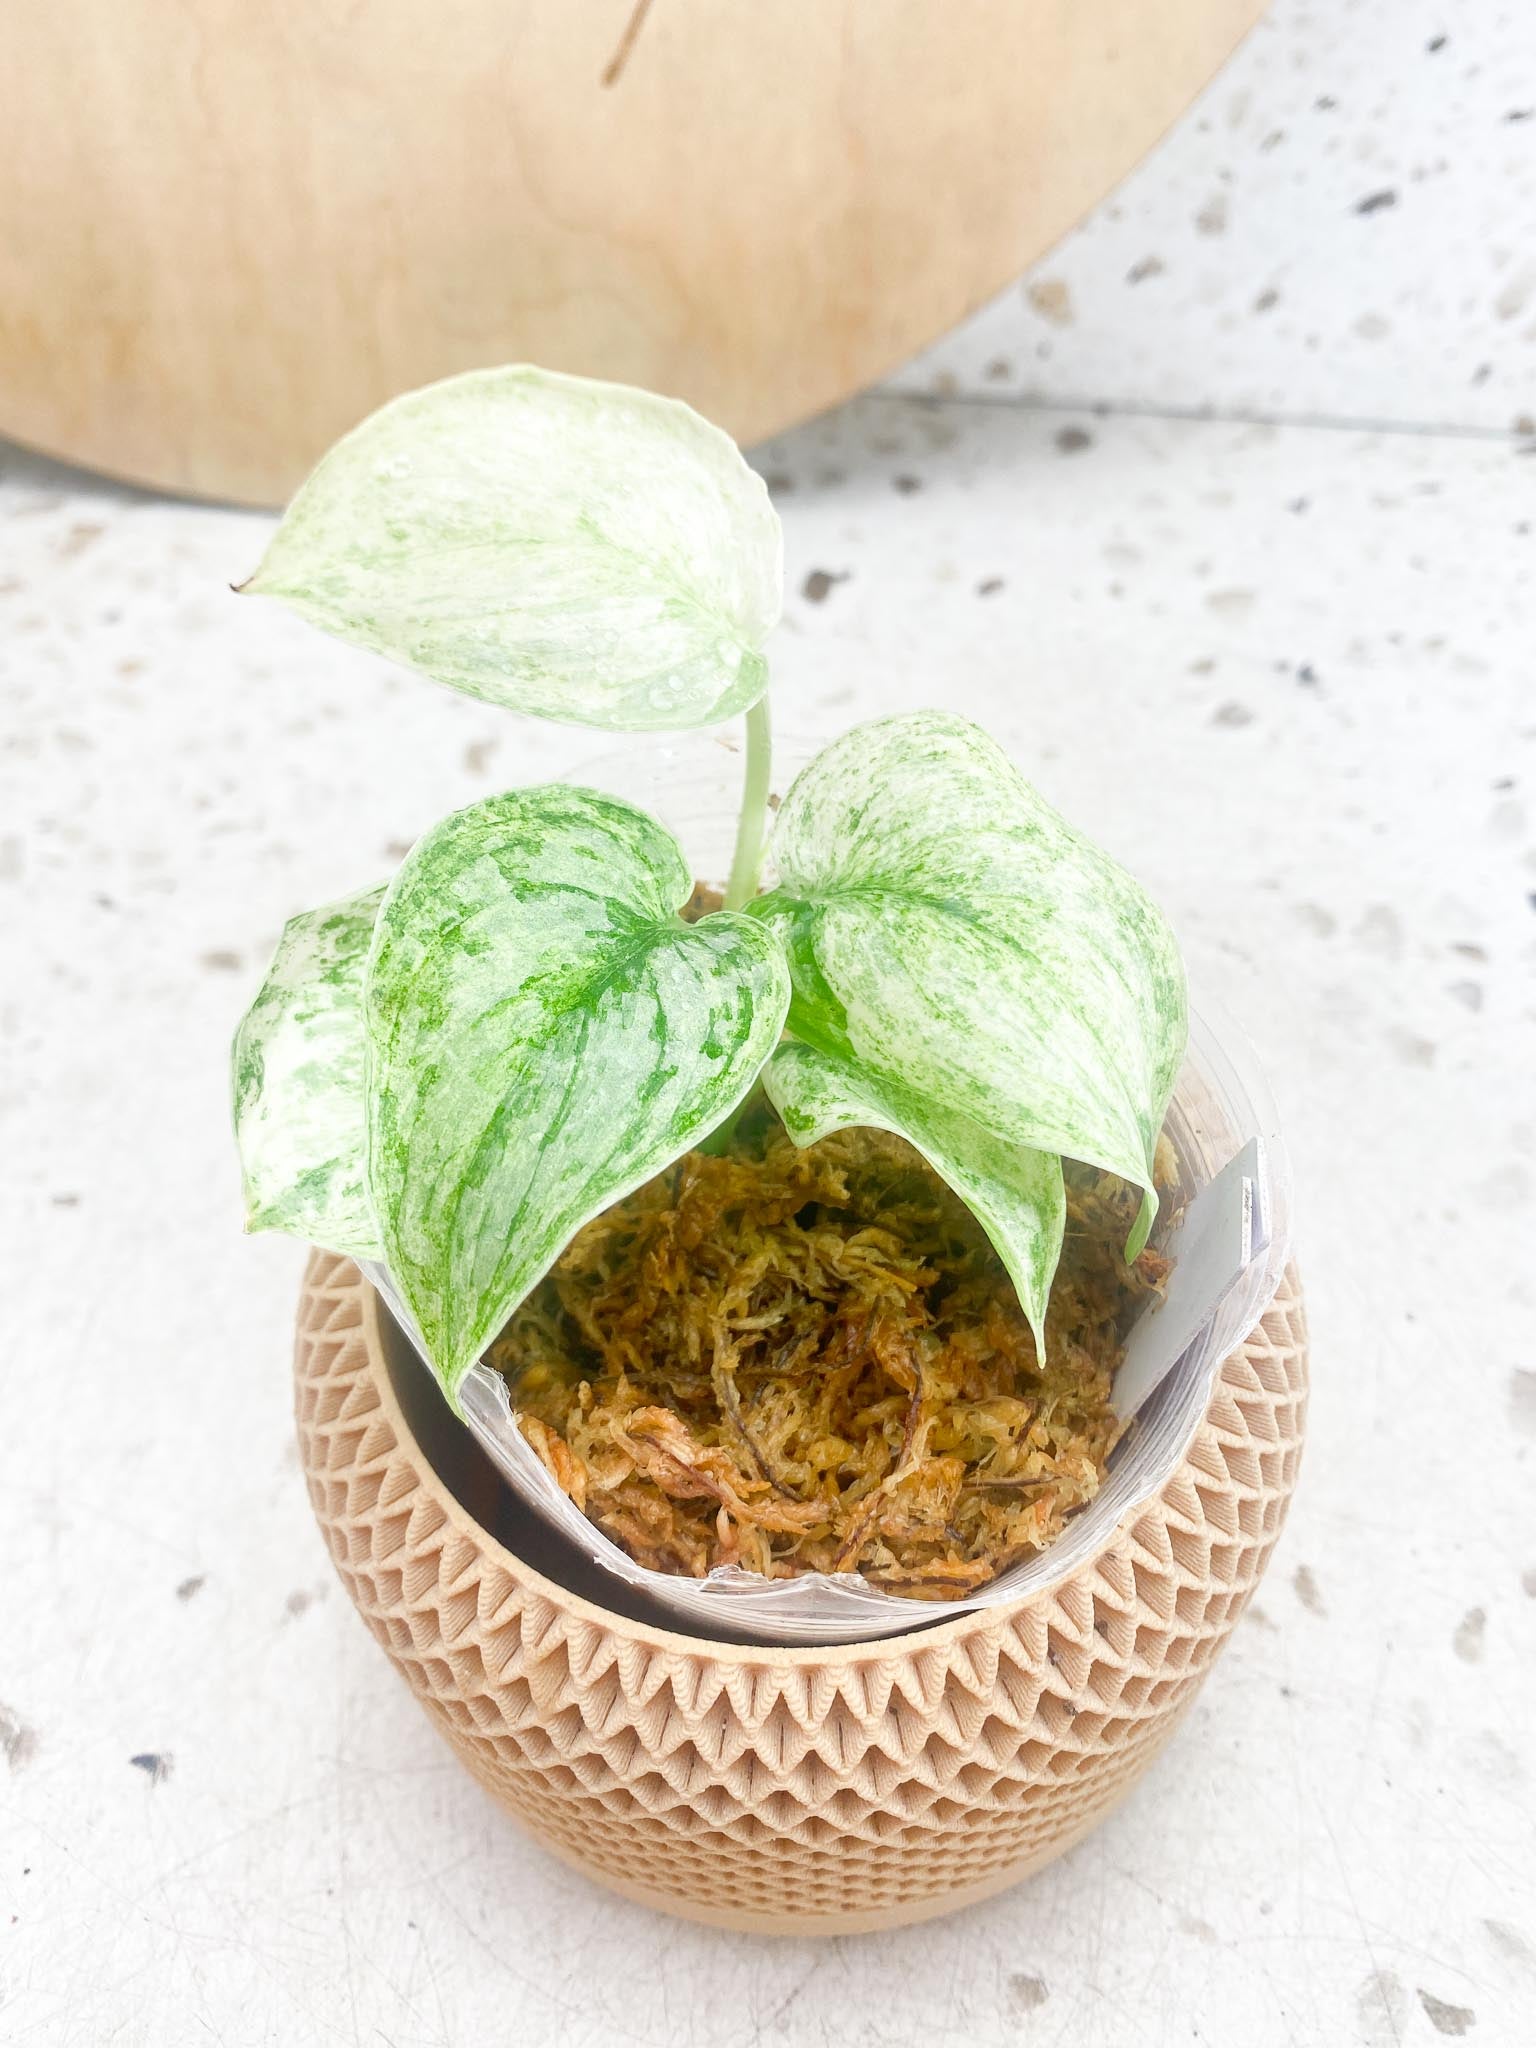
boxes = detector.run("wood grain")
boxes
[0,1,1266,504]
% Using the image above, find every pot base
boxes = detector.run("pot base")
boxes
[294,1252,1307,1933]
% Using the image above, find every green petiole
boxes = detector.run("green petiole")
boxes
[232,365,1188,1409]
[722,693,773,912]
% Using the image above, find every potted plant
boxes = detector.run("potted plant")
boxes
[233,367,1306,1927]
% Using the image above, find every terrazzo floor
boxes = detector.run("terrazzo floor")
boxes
[3,382,1532,2044]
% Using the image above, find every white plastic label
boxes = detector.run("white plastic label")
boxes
[1113,1137,1267,1417]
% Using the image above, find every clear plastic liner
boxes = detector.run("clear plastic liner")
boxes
[362,744,1292,1646]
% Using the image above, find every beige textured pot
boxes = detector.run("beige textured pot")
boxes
[295,1250,1307,1933]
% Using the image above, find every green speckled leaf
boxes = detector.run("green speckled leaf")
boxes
[753,712,1186,1257]
[367,785,791,1404]
[231,884,385,1260]
[764,1041,1065,1358]
[243,366,781,732]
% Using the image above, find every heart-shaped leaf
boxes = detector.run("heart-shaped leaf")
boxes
[763,1041,1065,1357]
[367,785,791,1404]
[242,366,781,732]
[753,712,1186,1255]
[231,884,385,1260]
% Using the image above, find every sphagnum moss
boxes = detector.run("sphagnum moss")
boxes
[493,1106,1175,1598]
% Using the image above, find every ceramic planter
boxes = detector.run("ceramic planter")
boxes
[294,1248,1306,1933]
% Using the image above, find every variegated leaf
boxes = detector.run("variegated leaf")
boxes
[754,712,1186,1255]
[242,366,781,732]
[231,884,385,1260]
[763,1041,1065,1357]
[367,785,791,1404]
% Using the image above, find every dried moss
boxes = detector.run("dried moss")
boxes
[491,1104,1174,1600]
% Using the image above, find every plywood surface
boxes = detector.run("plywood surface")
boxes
[0,0,1264,502]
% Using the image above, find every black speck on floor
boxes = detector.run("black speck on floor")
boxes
[1293,1564,1326,1615]
[1427,34,1447,53]
[801,569,849,604]
[892,474,923,495]
[976,577,1005,598]
[1355,189,1398,216]
[1418,1990,1476,2037]
[1,1704,38,1773]
[1297,663,1319,686]
[130,1752,173,1784]
[1055,426,1093,455]
[1505,108,1533,123]
[175,1575,206,1602]
[1453,1607,1486,1663]
[1389,1028,1437,1068]
[1008,1974,1049,2012]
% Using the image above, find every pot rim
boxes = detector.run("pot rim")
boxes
[350,1250,1299,1668]
[360,744,1292,1645]
[362,986,1291,1646]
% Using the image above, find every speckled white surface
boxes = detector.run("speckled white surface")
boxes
[895,0,1536,435]
[5,394,1533,2046]
[4,15,1536,2041]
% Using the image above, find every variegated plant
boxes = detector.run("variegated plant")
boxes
[232,366,1186,1407]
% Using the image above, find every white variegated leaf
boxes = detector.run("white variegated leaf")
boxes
[242,366,781,732]
[763,1041,1065,1357]
[753,712,1187,1255]
[366,785,791,1404]
[231,884,385,1259]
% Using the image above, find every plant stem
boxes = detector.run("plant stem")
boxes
[723,694,773,911]
[701,697,774,1155]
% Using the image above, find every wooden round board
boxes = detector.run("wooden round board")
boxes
[0,1,1265,506]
